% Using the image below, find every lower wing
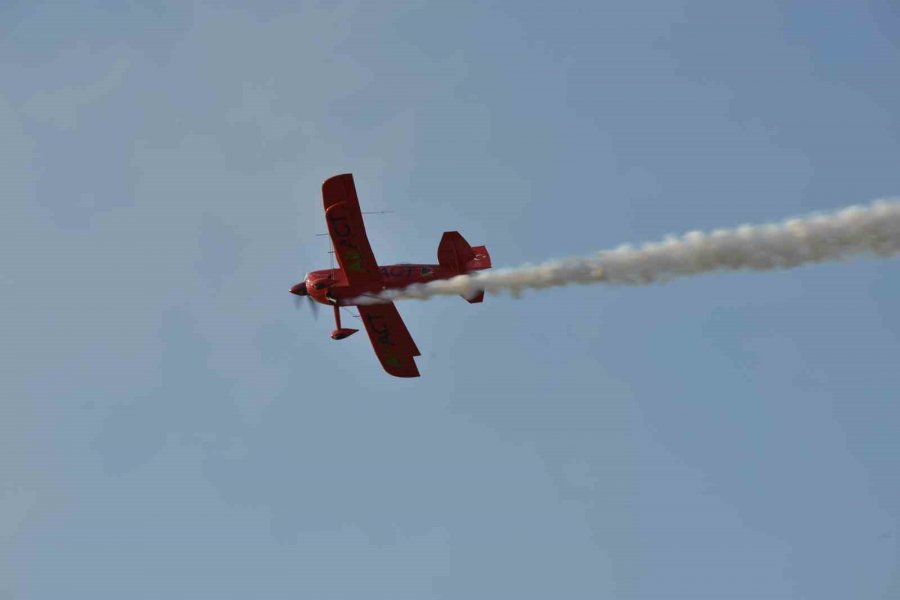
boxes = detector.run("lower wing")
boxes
[357,303,421,378]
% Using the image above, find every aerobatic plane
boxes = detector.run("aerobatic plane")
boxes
[289,174,491,377]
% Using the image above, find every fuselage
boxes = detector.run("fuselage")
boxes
[301,263,458,306]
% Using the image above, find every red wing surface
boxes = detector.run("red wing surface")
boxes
[357,303,421,378]
[322,174,381,286]
[322,173,362,213]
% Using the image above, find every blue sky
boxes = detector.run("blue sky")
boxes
[2,1,899,598]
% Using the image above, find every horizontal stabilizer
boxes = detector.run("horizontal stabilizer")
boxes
[466,245,491,271]
[463,290,485,303]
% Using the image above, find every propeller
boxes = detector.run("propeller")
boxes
[290,281,319,320]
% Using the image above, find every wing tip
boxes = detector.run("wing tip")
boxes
[383,354,420,378]
[387,367,420,378]
[322,173,356,202]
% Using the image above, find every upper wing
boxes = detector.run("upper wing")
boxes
[322,174,381,286]
[357,303,421,378]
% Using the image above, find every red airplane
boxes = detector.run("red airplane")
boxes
[290,174,491,377]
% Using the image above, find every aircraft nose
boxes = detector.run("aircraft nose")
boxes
[290,282,308,296]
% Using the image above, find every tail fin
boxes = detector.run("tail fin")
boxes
[437,232,491,303]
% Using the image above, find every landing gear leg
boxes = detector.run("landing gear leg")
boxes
[330,304,359,340]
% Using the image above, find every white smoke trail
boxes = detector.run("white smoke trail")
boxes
[356,199,900,304]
